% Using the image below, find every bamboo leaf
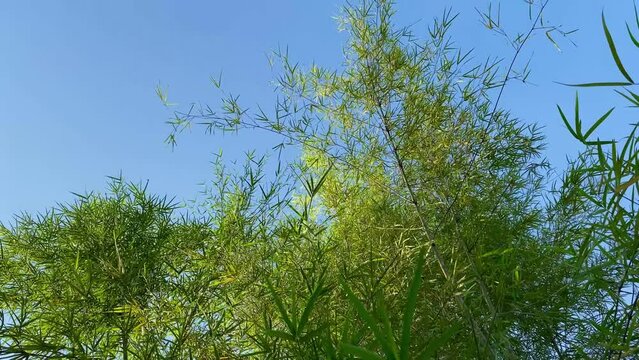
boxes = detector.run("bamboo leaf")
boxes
[557,105,580,140]
[265,330,297,342]
[323,334,338,360]
[417,323,461,359]
[312,162,334,198]
[626,22,639,48]
[558,82,633,88]
[583,108,615,140]
[400,247,426,360]
[615,89,639,107]
[341,277,396,360]
[376,292,399,359]
[602,13,634,84]
[575,92,582,137]
[297,272,326,335]
[340,343,385,360]
[266,279,296,336]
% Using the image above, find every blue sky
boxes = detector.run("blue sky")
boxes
[1,0,636,223]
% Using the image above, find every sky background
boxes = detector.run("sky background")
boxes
[1,0,637,224]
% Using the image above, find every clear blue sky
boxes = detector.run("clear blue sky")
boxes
[1,0,635,223]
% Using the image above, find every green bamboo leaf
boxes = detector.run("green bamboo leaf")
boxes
[558,82,633,88]
[266,279,296,336]
[376,291,399,359]
[597,143,610,170]
[417,323,461,359]
[619,125,639,161]
[155,83,173,107]
[615,89,639,107]
[575,92,582,137]
[557,105,580,140]
[299,325,328,342]
[602,13,634,83]
[583,108,615,140]
[340,343,385,360]
[480,248,514,258]
[575,237,592,273]
[297,272,326,335]
[612,141,621,180]
[340,278,396,360]
[265,330,297,342]
[304,162,334,200]
[546,30,561,51]
[313,162,334,197]
[210,70,223,89]
[576,187,603,207]
[626,22,639,48]
[323,334,338,360]
[75,249,80,270]
[400,247,426,360]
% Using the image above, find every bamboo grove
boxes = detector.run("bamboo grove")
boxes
[1,1,638,358]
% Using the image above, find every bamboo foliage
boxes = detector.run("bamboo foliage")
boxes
[1,0,638,359]
[552,8,639,358]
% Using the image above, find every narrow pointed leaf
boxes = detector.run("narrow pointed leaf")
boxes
[575,92,582,137]
[615,90,639,107]
[340,343,385,360]
[584,108,615,139]
[418,323,461,359]
[376,291,399,358]
[266,280,296,336]
[265,330,297,342]
[602,13,634,83]
[557,105,579,140]
[558,82,633,88]
[340,278,396,359]
[400,247,426,360]
[626,22,639,48]
[298,274,326,335]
